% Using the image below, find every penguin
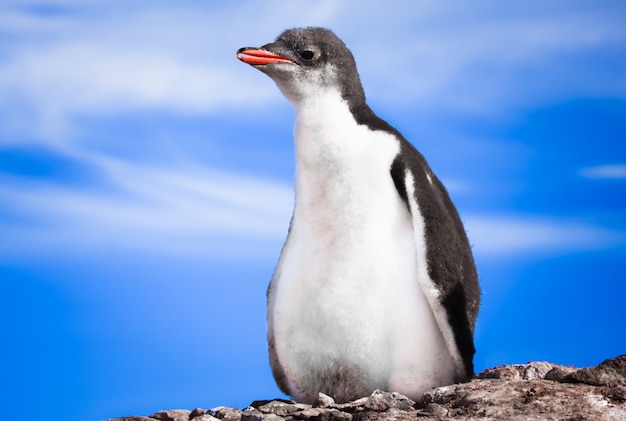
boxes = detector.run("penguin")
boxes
[236,27,480,404]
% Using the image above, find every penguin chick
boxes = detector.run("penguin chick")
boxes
[237,27,480,404]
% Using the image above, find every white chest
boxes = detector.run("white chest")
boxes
[269,91,456,401]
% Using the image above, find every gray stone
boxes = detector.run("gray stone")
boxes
[240,408,266,421]
[209,406,243,421]
[104,356,626,421]
[296,407,352,420]
[189,408,207,419]
[151,410,191,421]
[474,364,521,380]
[362,390,414,412]
[255,400,310,416]
[316,392,336,408]
[564,355,626,387]
[193,415,221,421]
[422,402,448,417]
[418,361,626,420]
[544,365,577,382]
[521,362,554,380]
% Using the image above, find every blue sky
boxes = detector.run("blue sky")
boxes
[1,1,625,420]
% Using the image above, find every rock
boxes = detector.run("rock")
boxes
[362,390,415,412]
[316,392,336,408]
[104,356,626,421]
[474,364,521,380]
[209,406,243,421]
[544,365,577,382]
[189,408,207,418]
[563,355,626,387]
[151,410,192,421]
[252,399,309,417]
[475,361,561,381]
[421,402,448,417]
[193,415,221,421]
[607,386,626,402]
[521,361,554,380]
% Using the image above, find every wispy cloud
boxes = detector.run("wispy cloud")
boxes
[0,154,293,259]
[2,0,624,144]
[0,42,279,142]
[0,0,624,262]
[1,157,621,260]
[579,164,626,180]
[0,0,364,149]
[322,1,626,115]
[0,6,275,142]
[465,215,624,258]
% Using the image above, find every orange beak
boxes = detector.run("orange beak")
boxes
[236,48,294,65]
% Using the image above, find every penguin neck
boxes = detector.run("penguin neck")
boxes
[288,87,391,219]
[291,87,360,165]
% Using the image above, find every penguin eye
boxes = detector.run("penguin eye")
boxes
[300,50,315,60]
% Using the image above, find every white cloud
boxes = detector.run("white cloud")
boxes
[1,155,621,261]
[1,0,625,144]
[0,0,365,146]
[0,155,293,259]
[0,1,624,262]
[579,164,626,179]
[344,1,626,114]
[0,42,277,140]
[465,215,624,258]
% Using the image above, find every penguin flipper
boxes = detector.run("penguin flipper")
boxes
[390,149,480,381]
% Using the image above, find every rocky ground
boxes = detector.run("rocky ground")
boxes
[105,355,626,421]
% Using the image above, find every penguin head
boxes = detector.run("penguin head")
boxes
[237,27,365,106]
